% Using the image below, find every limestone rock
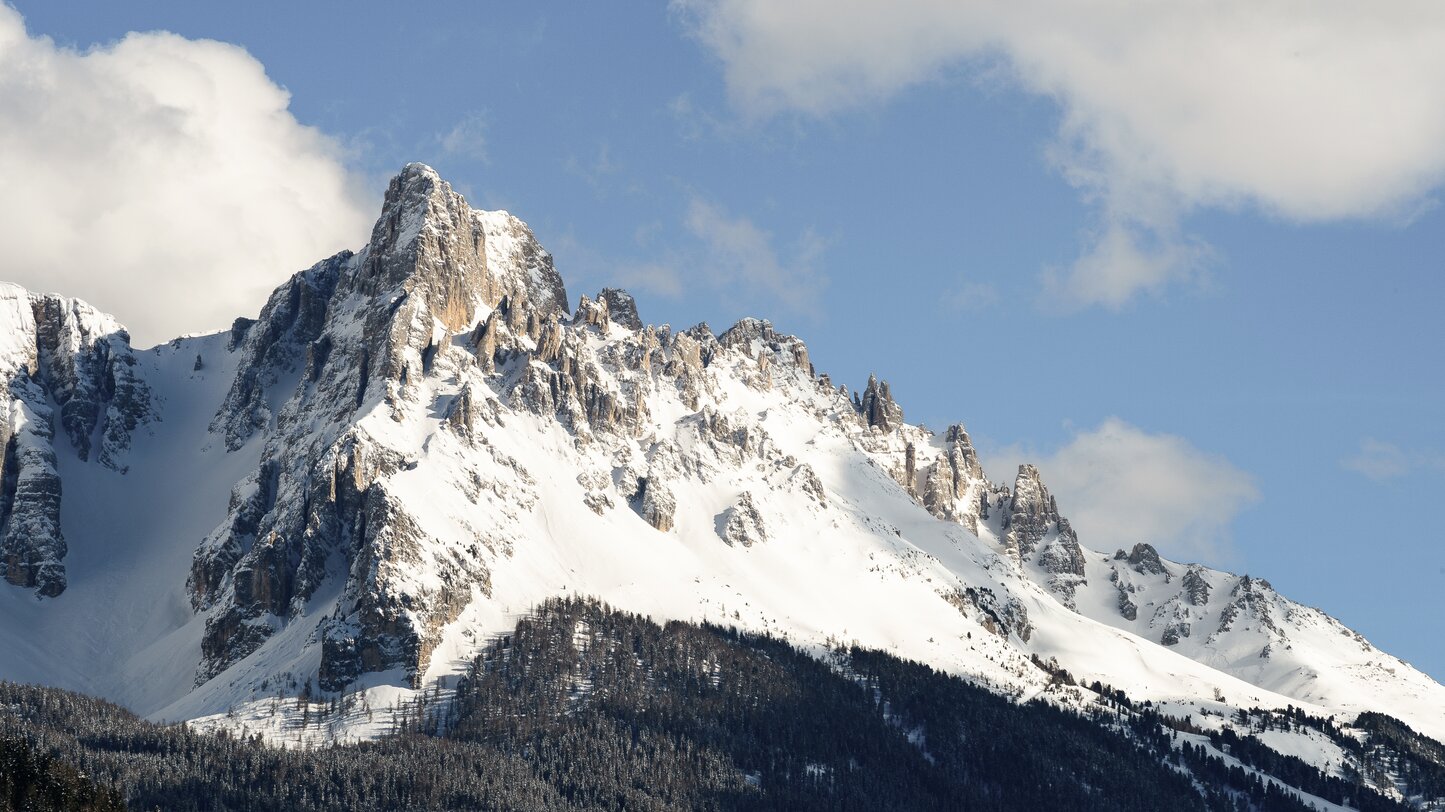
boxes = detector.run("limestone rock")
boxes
[1003,464,1054,561]
[718,318,811,373]
[920,424,991,533]
[1118,590,1139,621]
[0,285,153,597]
[0,382,66,597]
[788,463,828,505]
[573,294,610,335]
[636,478,676,532]
[212,254,345,450]
[945,586,1033,642]
[193,164,583,687]
[718,491,767,547]
[598,288,642,331]
[1126,542,1169,576]
[1183,565,1212,606]
[1004,464,1086,605]
[857,374,902,433]
[1215,576,1279,637]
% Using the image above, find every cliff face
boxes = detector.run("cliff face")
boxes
[0,285,152,597]
[190,165,570,686]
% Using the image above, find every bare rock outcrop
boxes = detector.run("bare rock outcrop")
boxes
[0,382,66,597]
[856,374,902,433]
[1003,464,1086,605]
[920,423,989,532]
[598,288,642,331]
[1125,542,1169,576]
[718,318,811,373]
[637,477,676,532]
[718,491,767,547]
[0,286,153,597]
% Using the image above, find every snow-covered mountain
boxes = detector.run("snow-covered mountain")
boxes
[1,164,1440,781]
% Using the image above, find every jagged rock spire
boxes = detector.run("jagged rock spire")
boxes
[599,288,642,331]
[859,374,903,432]
[920,423,989,533]
[1004,463,1086,605]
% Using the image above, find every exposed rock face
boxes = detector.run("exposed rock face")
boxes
[1003,465,1051,561]
[664,328,712,410]
[360,163,568,329]
[598,288,642,331]
[1161,620,1190,646]
[0,383,65,597]
[788,463,828,505]
[920,423,989,533]
[687,406,772,471]
[1214,576,1280,638]
[191,164,565,686]
[1183,565,1212,606]
[945,586,1033,642]
[211,254,345,450]
[1126,543,1169,576]
[637,478,676,532]
[857,374,902,433]
[718,491,767,547]
[1117,590,1139,621]
[718,318,811,374]
[0,286,153,597]
[1003,464,1086,605]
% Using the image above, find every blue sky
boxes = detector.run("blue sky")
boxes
[3,1,1442,678]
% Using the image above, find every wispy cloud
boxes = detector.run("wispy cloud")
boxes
[1342,438,1445,482]
[943,277,1000,312]
[564,142,622,192]
[682,197,828,315]
[440,112,490,162]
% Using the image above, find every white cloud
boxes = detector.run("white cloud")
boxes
[679,0,1445,307]
[1342,438,1445,481]
[982,418,1259,564]
[0,6,371,345]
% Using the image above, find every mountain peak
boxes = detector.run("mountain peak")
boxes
[398,161,441,181]
[4,159,1442,782]
[351,165,569,333]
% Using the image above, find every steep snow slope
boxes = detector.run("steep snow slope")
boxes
[0,165,1441,767]
[0,328,255,713]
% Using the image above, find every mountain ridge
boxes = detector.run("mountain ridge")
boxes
[0,164,1439,789]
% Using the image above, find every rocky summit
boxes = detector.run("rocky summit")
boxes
[0,166,1441,805]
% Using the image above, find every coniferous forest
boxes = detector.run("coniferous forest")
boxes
[1,597,1440,811]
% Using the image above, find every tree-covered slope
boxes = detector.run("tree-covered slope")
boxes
[4,598,1439,811]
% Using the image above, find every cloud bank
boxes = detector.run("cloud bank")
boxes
[679,0,1445,307]
[984,418,1259,564]
[0,6,371,345]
